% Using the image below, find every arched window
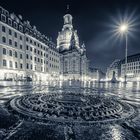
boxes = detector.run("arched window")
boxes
[3,48,6,55]
[2,36,6,43]
[9,50,12,56]
[15,51,18,58]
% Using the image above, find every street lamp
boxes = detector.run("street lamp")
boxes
[119,24,128,83]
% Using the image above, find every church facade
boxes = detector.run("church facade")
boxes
[57,13,89,80]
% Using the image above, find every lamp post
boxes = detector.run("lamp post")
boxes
[119,24,128,83]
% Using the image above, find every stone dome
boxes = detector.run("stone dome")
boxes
[57,14,79,51]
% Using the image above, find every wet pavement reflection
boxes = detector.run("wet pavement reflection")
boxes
[0,81,140,140]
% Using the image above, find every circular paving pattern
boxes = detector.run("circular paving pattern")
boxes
[10,93,137,125]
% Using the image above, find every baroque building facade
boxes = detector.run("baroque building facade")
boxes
[0,6,60,81]
[0,6,89,81]
[57,13,89,80]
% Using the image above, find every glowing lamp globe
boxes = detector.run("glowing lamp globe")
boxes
[119,24,128,33]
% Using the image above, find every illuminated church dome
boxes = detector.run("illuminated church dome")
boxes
[57,13,80,51]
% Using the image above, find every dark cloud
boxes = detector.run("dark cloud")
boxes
[1,0,140,72]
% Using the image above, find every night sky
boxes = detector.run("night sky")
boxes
[1,0,140,72]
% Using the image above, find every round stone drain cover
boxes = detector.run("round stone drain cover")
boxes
[10,93,136,125]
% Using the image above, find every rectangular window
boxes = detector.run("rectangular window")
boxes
[8,19,12,26]
[3,59,7,66]
[26,45,29,50]
[19,25,23,32]
[26,54,29,59]
[34,57,37,62]
[30,39,32,44]
[9,50,12,56]
[26,63,29,69]
[9,39,12,45]
[9,61,13,68]
[20,54,22,59]
[30,47,32,52]
[9,29,12,35]
[20,45,22,49]
[14,22,17,29]
[1,15,6,22]
[20,36,22,40]
[31,64,33,70]
[26,37,28,42]
[14,32,17,38]
[2,26,5,32]
[20,63,23,69]
[15,42,17,47]
[38,50,40,55]
[15,62,18,68]
[15,51,18,58]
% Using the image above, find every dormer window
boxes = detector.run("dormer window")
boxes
[14,22,17,29]
[1,15,6,22]
[19,25,23,32]
[8,19,12,26]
